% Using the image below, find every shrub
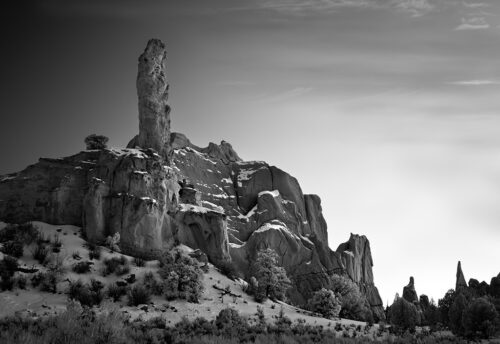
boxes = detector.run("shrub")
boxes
[15,275,27,289]
[107,283,127,302]
[158,250,204,302]
[215,308,247,336]
[84,134,109,150]
[133,257,146,267]
[103,256,129,276]
[389,297,419,333]
[250,248,290,302]
[0,255,18,277]
[72,261,92,274]
[217,260,238,280]
[68,279,104,307]
[0,222,39,245]
[127,284,151,306]
[32,243,49,264]
[88,245,101,260]
[308,288,342,319]
[462,297,499,339]
[143,272,164,295]
[39,270,60,293]
[1,240,24,257]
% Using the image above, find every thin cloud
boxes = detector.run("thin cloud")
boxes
[256,0,438,16]
[462,1,489,9]
[252,87,313,104]
[455,16,490,30]
[447,80,500,86]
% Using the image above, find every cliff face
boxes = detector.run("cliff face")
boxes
[0,39,384,320]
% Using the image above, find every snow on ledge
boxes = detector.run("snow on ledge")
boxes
[258,190,280,198]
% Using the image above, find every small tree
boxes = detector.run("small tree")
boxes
[105,233,121,252]
[389,297,419,332]
[84,134,109,150]
[448,293,469,336]
[308,288,342,319]
[462,297,499,339]
[250,248,291,302]
[438,289,456,325]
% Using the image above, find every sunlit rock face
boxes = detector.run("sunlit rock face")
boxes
[0,39,386,320]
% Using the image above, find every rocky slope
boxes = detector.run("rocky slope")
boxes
[0,39,384,320]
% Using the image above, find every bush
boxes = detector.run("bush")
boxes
[143,272,164,295]
[250,248,290,302]
[103,256,129,276]
[462,297,499,339]
[72,261,93,274]
[1,240,24,258]
[127,284,151,306]
[107,283,127,302]
[32,243,49,264]
[68,279,104,307]
[0,255,18,277]
[39,271,60,293]
[388,297,419,333]
[0,222,39,245]
[133,257,146,267]
[158,250,204,302]
[15,275,27,289]
[88,245,101,260]
[84,134,109,150]
[215,308,247,336]
[217,260,238,280]
[308,288,342,319]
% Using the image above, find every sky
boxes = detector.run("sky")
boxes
[1,0,500,305]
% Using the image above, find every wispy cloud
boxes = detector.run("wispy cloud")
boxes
[462,1,489,9]
[218,81,256,86]
[256,0,446,17]
[447,79,500,86]
[252,87,313,104]
[455,16,490,30]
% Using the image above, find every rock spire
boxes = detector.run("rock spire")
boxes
[136,39,172,158]
[456,261,468,292]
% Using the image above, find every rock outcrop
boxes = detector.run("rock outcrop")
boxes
[0,39,385,321]
[129,39,172,159]
[402,276,419,304]
[456,261,468,292]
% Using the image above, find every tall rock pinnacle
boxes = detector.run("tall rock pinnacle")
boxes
[136,39,171,158]
[402,276,419,304]
[456,261,468,292]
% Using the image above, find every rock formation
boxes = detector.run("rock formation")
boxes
[129,39,172,158]
[402,276,419,304]
[456,261,468,292]
[0,39,385,320]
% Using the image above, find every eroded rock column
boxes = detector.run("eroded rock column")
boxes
[137,39,171,158]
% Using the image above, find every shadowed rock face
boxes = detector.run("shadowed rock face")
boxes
[0,39,385,321]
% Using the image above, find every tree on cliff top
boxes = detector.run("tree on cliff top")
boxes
[84,134,109,150]
[250,248,290,302]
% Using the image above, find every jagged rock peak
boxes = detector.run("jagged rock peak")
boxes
[136,38,171,158]
[456,261,467,291]
[402,276,419,303]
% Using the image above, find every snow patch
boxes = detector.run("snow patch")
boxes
[258,190,280,198]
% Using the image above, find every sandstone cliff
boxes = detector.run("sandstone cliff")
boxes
[0,39,385,320]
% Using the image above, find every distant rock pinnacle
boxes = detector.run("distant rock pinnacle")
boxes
[402,276,419,304]
[456,261,468,292]
[136,39,171,158]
